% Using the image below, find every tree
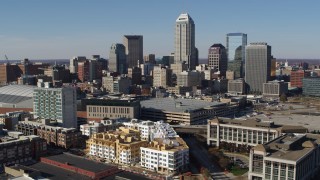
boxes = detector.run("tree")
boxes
[280,93,287,103]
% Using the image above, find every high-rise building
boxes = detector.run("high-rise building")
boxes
[245,42,272,94]
[33,85,77,128]
[108,43,127,74]
[174,13,198,70]
[143,54,156,64]
[123,35,143,68]
[69,56,86,74]
[226,33,247,78]
[226,33,247,62]
[208,44,228,76]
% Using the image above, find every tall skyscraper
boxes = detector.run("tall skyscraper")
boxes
[226,33,247,78]
[33,84,77,128]
[245,42,272,94]
[123,35,143,68]
[226,33,247,62]
[174,13,198,70]
[108,43,127,74]
[208,44,228,76]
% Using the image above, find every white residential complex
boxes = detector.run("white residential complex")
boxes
[123,119,178,141]
[140,137,189,174]
[86,127,147,165]
[86,120,189,174]
[80,119,121,136]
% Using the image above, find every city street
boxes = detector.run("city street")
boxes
[183,136,234,180]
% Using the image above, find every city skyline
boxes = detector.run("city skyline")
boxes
[0,0,319,60]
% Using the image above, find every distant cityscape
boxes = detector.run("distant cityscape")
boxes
[0,11,320,180]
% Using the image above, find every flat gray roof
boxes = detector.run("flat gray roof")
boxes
[255,133,320,162]
[141,98,225,113]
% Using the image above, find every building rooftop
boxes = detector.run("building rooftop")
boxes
[0,85,35,108]
[144,137,188,152]
[18,120,77,132]
[209,118,308,133]
[176,13,193,22]
[141,98,225,113]
[28,162,91,180]
[253,133,320,162]
[43,153,117,173]
[227,32,247,36]
[124,35,142,39]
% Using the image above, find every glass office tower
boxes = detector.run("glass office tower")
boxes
[226,33,247,62]
[226,33,247,78]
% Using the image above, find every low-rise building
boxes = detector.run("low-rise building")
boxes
[123,119,178,141]
[0,134,47,166]
[177,71,203,87]
[263,80,288,97]
[86,127,148,165]
[140,137,189,174]
[228,79,245,94]
[248,133,320,180]
[167,86,194,96]
[141,98,238,125]
[81,98,140,121]
[102,75,131,94]
[302,77,320,97]
[80,119,122,136]
[15,120,80,149]
[207,118,307,147]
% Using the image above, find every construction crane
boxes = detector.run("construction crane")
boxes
[4,55,9,64]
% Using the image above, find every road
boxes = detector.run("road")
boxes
[183,136,234,180]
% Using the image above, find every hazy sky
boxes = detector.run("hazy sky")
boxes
[0,0,319,60]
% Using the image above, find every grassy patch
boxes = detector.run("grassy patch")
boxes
[230,166,248,176]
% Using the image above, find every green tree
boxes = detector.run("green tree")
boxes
[280,93,287,103]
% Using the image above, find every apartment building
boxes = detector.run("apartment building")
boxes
[140,137,189,174]
[248,133,320,180]
[123,119,178,141]
[37,126,79,149]
[16,120,80,149]
[80,119,122,137]
[86,127,148,165]
[0,133,47,166]
[33,85,77,128]
[207,118,307,147]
